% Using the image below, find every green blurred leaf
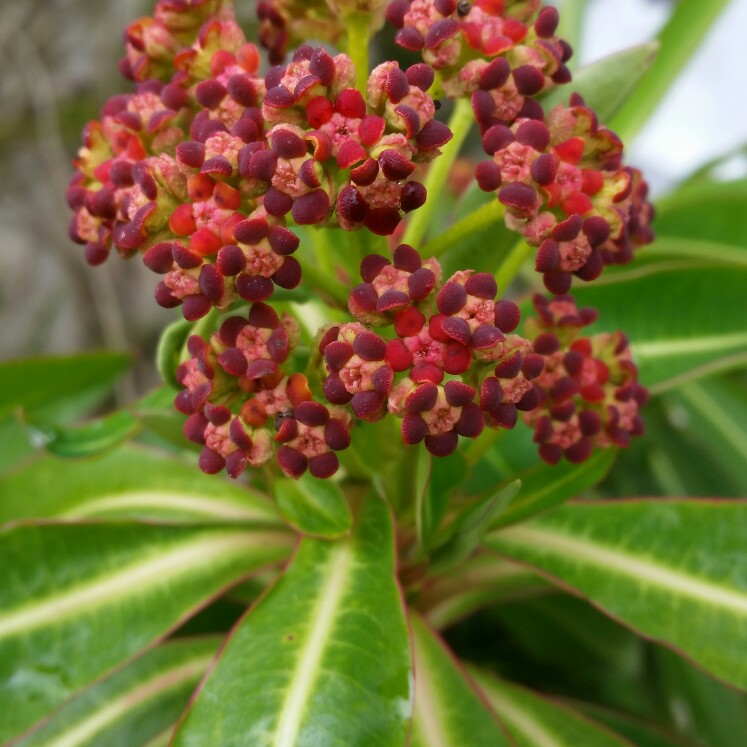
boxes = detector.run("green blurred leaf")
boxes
[409,614,511,747]
[172,495,412,747]
[470,669,633,746]
[156,318,192,390]
[655,178,747,250]
[272,473,352,537]
[485,499,747,691]
[0,352,130,421]
[490,449,618,530]
[609,0,731,142]
[431,480,521,572]
[542,43,659,122]
[572,265,747,392]
[0,444,278,525]
[0,521,293,742]
[419,554,549,630]
[15,637,219,747]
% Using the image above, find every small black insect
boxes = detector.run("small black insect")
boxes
[457,0,471,17]
[434,99,442,110]
[274,410,295,430]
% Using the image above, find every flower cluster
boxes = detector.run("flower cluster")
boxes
[318,244,544,456]
[68,0,651,481]
[523,293,648,464]
[386,1,570,112]
[476,95,654,293]
[175,302,352,478]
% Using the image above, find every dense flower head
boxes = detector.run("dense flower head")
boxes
[68,0,651,480]
[322,245,544,456]
[476,93,655,293]
[175,302,352,478]
[386,0,570,119]
[524,293,648,464]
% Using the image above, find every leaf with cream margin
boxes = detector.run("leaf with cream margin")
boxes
[0,445,278,525]
[172,495,412,747]
[408,614,511,747]
[0,521,293,743]
[15,637,220,747]
[485,499,747,691]
[470,669,633,747]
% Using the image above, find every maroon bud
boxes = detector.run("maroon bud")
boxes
[248,302,280,329]
[143,242,175,274]
[372,365,394,395]
[268,226,300,255]
[245,359,278,379]
[408,268,436,301]
[295,401,329,427]
[578,410,602,436]
[394,307,426,338]
[270,128,307,159]
[360,253,390,282]
[292,190,330,225]
[401,181,427,212]
[350,158,379,186]
[491,402,518,429]
[386,67,410,103]
[324,341,355,370]
[218,348,248,377]
[535,6,560,37]
[176,141,206,169]
[377,289,411,313]
[565,438,592,463]
[536,240,561,272]
[324,374,353,404]
[249,150,278,182]
[199,447,225,474]
[494,350,523,378]
[479,58,511,90]
[337,186,368,223]
[364,208,401,236]
[351,391,384,419]
[515,120,551,151]
[353,330,387,361]
[264,86,295,108]
[530,153,559,185]
[456,403,484,438]
[402,413,428,444]
[476,161,501,191]
[309,452,339,479]
[410,363,444,384]
[543,271,573,295]
[443,342,472,375]
[386,338,413,371]
[161,83,187,110]
[425,432,459,457]
[444,380,475,407]
[406,382,439,413]
[386,0,408,26]
[534,333,560,355]
[516,387,540,411]
[416,120,453,150]
[494,300,521,332]
[155,282,181,309]
[277,446,308,477]
[172,243,203,269]
[442,317,472,345]
[499,183,538,211]
[437,281,467,315]
[482,124,514,155]
[234,218,269,245]
[309,47,336,86]
[513,65,545,95]
[472,324,504,350]
[552,215,583,241]
[472,90,495,126]
[182,294,212,321]
[539,443,563,464]
[522,354,544,379]
[109,161,134,187]
[379,150,415,180]
[406,63,434,91]
[325,418,351,450]
[263,188,294,217]
[199,263,224,302]
[273,256,302,288]
[424,19,459,49]
[396,27,426,51]
[434,0,456,15]
[195,80,227,109]
[583,216,611,246]
[236,274,274,301]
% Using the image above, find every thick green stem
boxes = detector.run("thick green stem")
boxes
[557,0,588,64]
[346,13,371,97]
[402,98,475,249]
[299,261,349,308]
[420,200,506,258]
[494,238,534,291]
[609,0,732,143]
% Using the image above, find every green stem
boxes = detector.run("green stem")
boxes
[346,13,371,97]
[557,0,588,64]
[420,200,506,258]
[494,238,534,291]
[609,0,732,143]
[299,261,349,308]
[402,98,475,249]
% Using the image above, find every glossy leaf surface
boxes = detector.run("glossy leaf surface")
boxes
[172,495,412,747]
[16,637,219,747]
[409,614,511,747]
[486,500,747,691]
[470,669,633,746]
[0,522,292,741]
[272,473,351,537]
[0,445,278,525]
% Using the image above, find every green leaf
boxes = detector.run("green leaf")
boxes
[0,352,130,422]
[571,264,747,392]
[655,178,747,250]
[172,495,412,747]
[490,449,618,530]
[609,0,732,142]
[418,554,549,630]
[408,614,511,747]
[0,445,279,525]
[485,499,747,691]
[156,318,192,390]
[431,480,521,572]
[470,669,633,746]
[272,473,352,537]
[23,410,140,458]
[541,43,659,122]
[0,521,293,742]
[15,637,219,747]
